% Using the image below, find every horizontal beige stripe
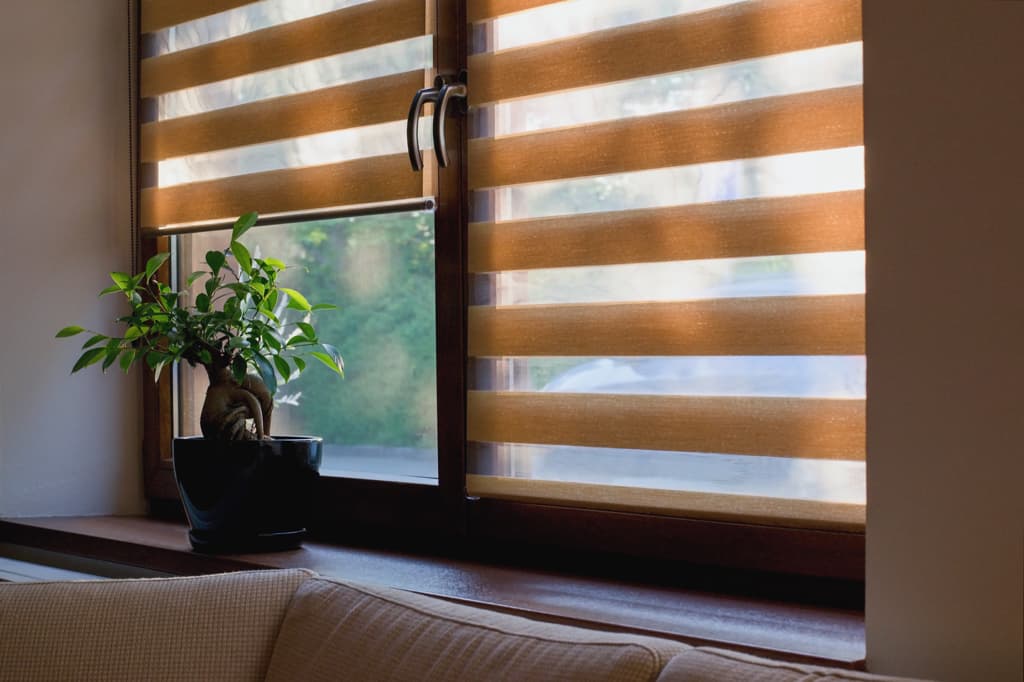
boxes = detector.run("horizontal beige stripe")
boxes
[466,475,865,532]
[469,295,864,357]
[141,70,426,162]
[468,86,863,190]
[469,191,864,273]
[470,0,861,105]
[141,0,254,34]
[141,0,425,97]
[140,154,427,228]
[467,0,561,23]
[468,391,865,460]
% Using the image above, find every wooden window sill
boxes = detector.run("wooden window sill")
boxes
[0,515,864,668]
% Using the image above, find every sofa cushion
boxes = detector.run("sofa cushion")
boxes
[266,577,689,682]
[0,568,313,682]
[656,647,930,682]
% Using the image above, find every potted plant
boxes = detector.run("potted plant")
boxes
[57,212,344,552]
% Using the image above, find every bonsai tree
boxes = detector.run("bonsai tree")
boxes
[57,212,343,441]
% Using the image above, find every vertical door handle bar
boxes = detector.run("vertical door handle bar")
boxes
[407,86,440,171]
[433,81,467,168]
[407,73,468,172]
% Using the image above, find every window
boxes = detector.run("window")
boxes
[138,0,864,577]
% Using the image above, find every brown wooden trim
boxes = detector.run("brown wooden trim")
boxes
[312,478,447,536]
[140,235,176,501]
[467,498,865,582]
[432,0,470,536]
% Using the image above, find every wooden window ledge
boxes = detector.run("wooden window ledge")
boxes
[0,516,864,668]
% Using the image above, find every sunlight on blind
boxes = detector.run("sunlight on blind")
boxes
[466,0,866,530]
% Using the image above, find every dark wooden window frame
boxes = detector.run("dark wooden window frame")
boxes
[137,0,865,587]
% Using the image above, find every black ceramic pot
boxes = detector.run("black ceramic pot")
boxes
[172,436,322,553]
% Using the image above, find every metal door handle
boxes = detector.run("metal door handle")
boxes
[432,81,467,168]
[406,86,439,171]
[406,73,467,172]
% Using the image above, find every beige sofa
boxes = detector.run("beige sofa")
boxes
[0,569,922,681]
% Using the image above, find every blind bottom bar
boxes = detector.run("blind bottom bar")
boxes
[466,474,865,532]
[142,198,436,237]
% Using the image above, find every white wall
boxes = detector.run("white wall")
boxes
[0,1,144,516]
[864,2,1024,680]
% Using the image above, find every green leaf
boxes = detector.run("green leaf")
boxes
[227,336,249,349]
[119,349,135,373]
[253,353,277,395]
[224,282,251,297]
[71,347,106,373]
[293,356,306,374]
[310,303,338,312]
[102,345,122,372]
[263,257,286,271]
[321,343,344,370]
[98,284,122,296]
[198,349,212,365]
[297,322,316,340]
[205,275,220,297]
[81,334,107,349]
[205,250,226,274]
[231,240,252,276]
[124,325,147,341]
[110,272,133,291]
[231,211,259,242]
[56,325,85,338]
[144,252,170,281]
[273,355,291,382]
[310,351,344,378]
[195,293,210,312]
[281,287,311,312]
[186,270,207,287]
[262,330,282,351]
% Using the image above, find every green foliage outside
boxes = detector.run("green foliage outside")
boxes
[240,212,438,449]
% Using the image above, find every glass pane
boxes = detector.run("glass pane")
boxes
[159,116,433,187]
[176,211,438,483]
[469,444,865,504]
[477,147,864,222]
[485,251,864,306]
[472,356,865,398]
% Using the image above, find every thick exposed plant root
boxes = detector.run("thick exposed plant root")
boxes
[200,367,274,441]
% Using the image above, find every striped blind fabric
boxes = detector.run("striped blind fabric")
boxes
[465,0,865,531]
[138,0,434,231]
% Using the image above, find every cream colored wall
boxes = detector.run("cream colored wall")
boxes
[0,0,144,516]
[864,2,1023,680]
